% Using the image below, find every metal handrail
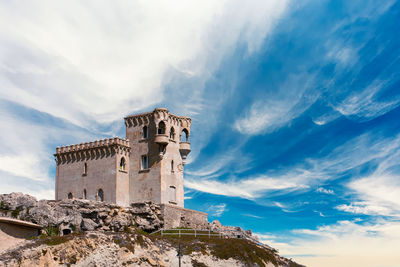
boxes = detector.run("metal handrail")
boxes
[150,228,222,238]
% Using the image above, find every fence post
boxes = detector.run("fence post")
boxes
[161,229,163,237]
[195,229,197,237]
[208,229,210,238]
[179,229,181,237]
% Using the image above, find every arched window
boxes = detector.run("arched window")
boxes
[120,157,126,171]
[142,126,148,139]
[83,189,87,199]
[83,162,88,176]
[98,189,104,202]
[170,127,175,140]
[181,128,189,142]
[171,160,174,173]
[68,192,73,199]
[169,186,176,203]
[158,121,166,135]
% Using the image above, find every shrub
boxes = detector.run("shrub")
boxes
[44,226,59,237]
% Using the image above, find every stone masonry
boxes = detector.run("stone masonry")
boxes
[54,108,206,226]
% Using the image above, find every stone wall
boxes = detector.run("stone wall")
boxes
[160,204,208,229]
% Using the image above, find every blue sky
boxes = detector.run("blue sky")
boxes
[1,1,400,266]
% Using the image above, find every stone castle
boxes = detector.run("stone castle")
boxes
[54,108,192,208]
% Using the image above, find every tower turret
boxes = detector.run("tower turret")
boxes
[124,108,191,207]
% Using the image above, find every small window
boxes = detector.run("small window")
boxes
[83,189,87,199]
[141,155,149,170]
[171,160,174,173]
[98,189,104,202]
[158,121,166,135]
[83,162,88,176]
[68,192,73,199]
[170,127,175,140]
[142,126,148,139]
[169,186,176,203]
[181,129,189,142]
[120,157,126,171]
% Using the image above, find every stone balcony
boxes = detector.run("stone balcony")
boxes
[154,134,169,145]
[179,142,191,164]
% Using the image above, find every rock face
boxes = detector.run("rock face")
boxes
[0,193,304,267]
[0,193,163,233]
[0,231,303,267]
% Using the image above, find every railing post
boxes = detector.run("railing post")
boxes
[208,229,210,238]
[195,229,197,237]
[161,229,163,237]
[179,229,181,237]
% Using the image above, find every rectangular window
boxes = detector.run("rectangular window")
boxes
[142,126,148,139]
[169,186,176,203]
[141,155,149,170]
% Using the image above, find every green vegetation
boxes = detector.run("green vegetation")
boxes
[44,226,59,237]
[150,235,284,267]
[113,234,135,253]
[11,206,23,218]
[41,232,84,246]
[43,235,70,246]
[191,259,208,267]
[134,227,149,236]
[0,201,10,215]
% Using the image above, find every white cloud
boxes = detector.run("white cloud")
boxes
[234,73,319,135]
[316,187,335,195]
[242,214,264,219]
[207,203,227,217]
[184,175,306,199]
[0,104,94,200]
[334,79,400,120]
[0,0,290,197]
[337,174,400,217]
[0,0,289,126]
[258,219,400,267]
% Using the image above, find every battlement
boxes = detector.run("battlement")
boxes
[124,108,191,128]
[55,137,130,154]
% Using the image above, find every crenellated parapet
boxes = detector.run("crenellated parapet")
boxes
[124,111,153,127]
[54,137,131,164]
[124,108,191,132]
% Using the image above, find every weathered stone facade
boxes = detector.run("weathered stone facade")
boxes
[160,204,208,230]
[54,108,192,209]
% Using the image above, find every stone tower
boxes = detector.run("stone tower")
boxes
[124,108,191,207]
[54,108,191,208]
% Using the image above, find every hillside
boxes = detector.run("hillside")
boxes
[0,193,303,267]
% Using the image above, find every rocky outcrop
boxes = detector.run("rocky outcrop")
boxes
[0,193,163,233]
[0,230,302,267]
[0,193,304,267]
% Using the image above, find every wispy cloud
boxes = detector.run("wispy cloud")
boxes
[0,0,289,127]
[234,73,319,135]
[185,175,306,199]
[242,214,264,219]
[337,174,400,217]
[0,0,290,199]
[207,203,227,217]
[316,187,335,195]
[258,219,400,267]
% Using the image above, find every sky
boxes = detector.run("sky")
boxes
[1,0,400,266]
